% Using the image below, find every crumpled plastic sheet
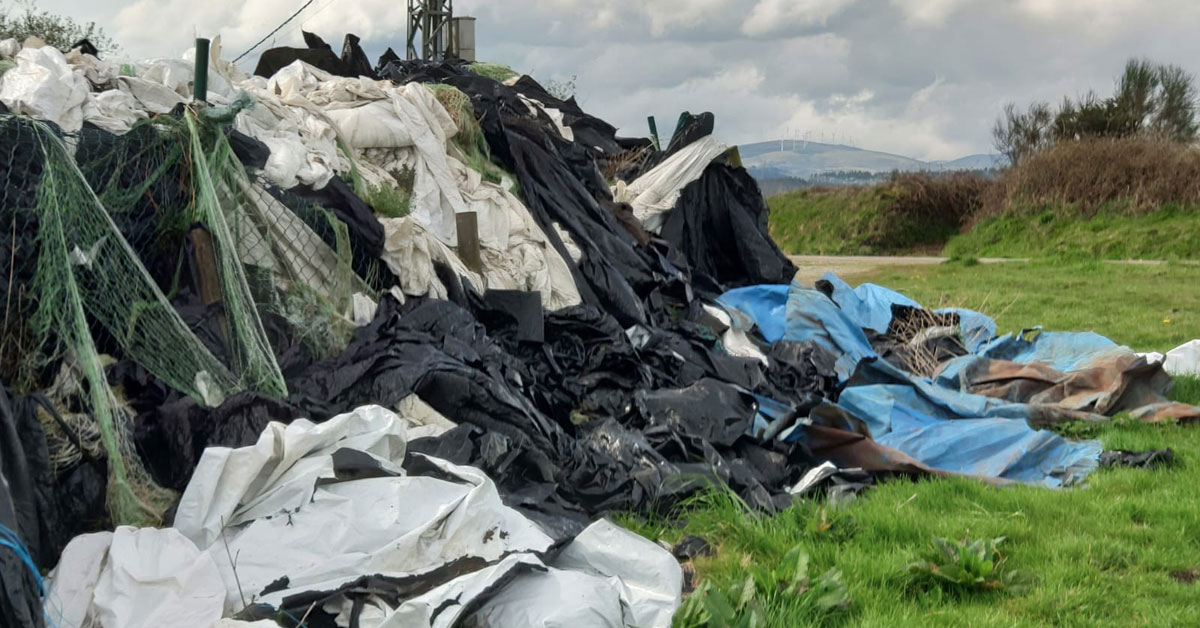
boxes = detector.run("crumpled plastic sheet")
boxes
[1144,339,1200,376]
[51,406,681,628]
[660,162,798,289]
[5,42,583,313]
[613,135,728,233]
[0,45,90,132]
[816,272,995,351]
[979,329,1127,372]
[46,527,226,628]
[247,62,581,310]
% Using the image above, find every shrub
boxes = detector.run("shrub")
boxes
[977,136,1200,222]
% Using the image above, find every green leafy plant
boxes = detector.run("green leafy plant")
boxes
[907,534,1033,594]
[0,0,119,53]
[674,546,850,627]
[360,169,414,219]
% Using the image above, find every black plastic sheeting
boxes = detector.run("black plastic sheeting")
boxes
[254,32,376,80]
[0,388,62,569]
[118,59,826,528]
[661,162,797,288]
[0,473,43,628]
[135,293,840,531]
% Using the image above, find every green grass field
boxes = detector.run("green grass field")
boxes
[944,203,1200,261]
[626,261,1200,627]
[850,259,1200,353]
[767,188,1200,260]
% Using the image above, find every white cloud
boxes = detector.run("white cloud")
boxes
[31,0,1200,159]
[644,0,729,36]
[742,0,858,36]
[890,0,976,26]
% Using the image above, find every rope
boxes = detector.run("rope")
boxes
[233,0,318,63]
[0,523,43,595]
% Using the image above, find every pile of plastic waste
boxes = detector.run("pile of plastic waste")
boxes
[0,32,1196,628]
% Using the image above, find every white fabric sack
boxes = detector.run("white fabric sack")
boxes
[1164,339,1200,376]
[0,38,20,59]
[82,88,146,133]
[0,45,90,131]
[46,527,225,628]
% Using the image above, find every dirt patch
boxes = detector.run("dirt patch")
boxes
[1170,568,1199,584]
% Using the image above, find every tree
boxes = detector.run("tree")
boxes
[1053,92,1136,140]
[0,0,118,55]
[1113,58,1159,130]
[1152,64,1199,141]
[994,57,1200,164]
[992,101,1053,166]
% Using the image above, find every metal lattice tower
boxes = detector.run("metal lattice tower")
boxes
[407,0,454,60]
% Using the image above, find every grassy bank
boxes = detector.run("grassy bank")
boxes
[766,138,1200,259]
[626,261,1200,626]
[943,203,1200,260]
[768,188,1200,260]
[768,173,982,256]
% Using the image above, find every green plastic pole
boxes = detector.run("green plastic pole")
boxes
[193,38,210,103]
[669,111,691,146]
[647,116,660,151]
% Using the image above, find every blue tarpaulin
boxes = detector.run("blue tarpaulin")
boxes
[817,272,920,334]
[877,413,1100,487]
[783,283,877,382]
[718,275,1105,488]
[716,284,789,343]
[979,329,1125,372]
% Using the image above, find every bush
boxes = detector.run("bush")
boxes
[767,171,991,255]
[876,172,989,243]
[976,136,1200,221]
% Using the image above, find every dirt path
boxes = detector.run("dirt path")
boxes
[788,255,1022,283]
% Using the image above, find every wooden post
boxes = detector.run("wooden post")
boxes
[189,227,229,344]
[456,211,482,274]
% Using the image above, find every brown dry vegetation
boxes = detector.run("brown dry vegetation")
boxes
[978,137,1200,220]
[883,171,988,227]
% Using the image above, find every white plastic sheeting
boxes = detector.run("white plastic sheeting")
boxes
[519,94,575,142]
[465,519,681,626]
[380,215,486,301]
[0,39,237,134]
[703,303,769,365]
[613,135,728,233]
[1144,339,1200,377]
[46,527,226,628]
[236,63,349,189]
[0,45,90,131]
[0,38,21,59]
[48,406,680,627]
[253,63,580,309]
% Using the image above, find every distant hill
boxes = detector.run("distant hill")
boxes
[740,140,1006,180]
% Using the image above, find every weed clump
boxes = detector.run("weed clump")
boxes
[906,534,1033,595]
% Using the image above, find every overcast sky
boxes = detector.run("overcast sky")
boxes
[32,0,1200,160]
